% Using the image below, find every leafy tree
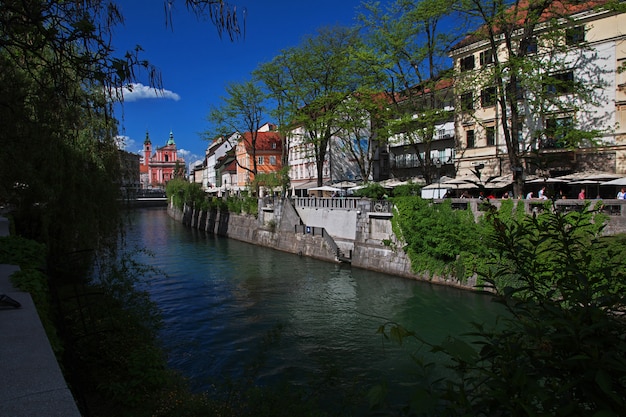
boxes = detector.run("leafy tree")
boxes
[331,92,389,183]
[250,167,290,197]
[0,0,245,276]
[207,80,271,186]
[255,26,365,186]
[378,206,626,416]
[359,0,461,184]
[452,0,612,196]
[354,183,388,200]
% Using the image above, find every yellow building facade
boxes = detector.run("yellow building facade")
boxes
[449,1,626,182]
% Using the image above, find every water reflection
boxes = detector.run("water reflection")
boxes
[125,208,502,409]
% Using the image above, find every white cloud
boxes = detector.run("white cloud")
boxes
[120,83,181,102]
[115,135,144,154]
[178,149,202,165]
[115,135,132,150]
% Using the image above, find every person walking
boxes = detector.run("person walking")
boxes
[578,188,586,200]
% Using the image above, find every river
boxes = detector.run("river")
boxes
[125,207,503,413]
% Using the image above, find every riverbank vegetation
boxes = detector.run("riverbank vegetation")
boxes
[391,197,610,287]
[378,203,626,416]
[166,177,259,216]
[3,0,625,415]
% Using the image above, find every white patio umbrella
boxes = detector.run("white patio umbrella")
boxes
[333,181,357,188]
[526,177,569,184]
[308,185,342,192]
[558,171,621,181]
[600,177,626,186]
[348,184,367,191]
[440,176,480,189]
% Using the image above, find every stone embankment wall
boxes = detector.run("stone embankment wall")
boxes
[168,201,340,264]
[168,198,477,291]
[169,195,626,291]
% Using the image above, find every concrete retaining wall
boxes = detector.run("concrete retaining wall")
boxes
[170,202,339,264]
[168,199,476,291]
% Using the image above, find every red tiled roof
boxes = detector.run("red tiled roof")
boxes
[239,131,282,152]
[451,0,611,51]
[225,160,237,173]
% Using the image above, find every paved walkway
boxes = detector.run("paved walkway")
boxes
[0,216,81,417]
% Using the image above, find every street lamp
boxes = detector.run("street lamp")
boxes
[435,158,442,198]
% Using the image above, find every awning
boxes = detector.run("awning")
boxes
[291,180,319,190]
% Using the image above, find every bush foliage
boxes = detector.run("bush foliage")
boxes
[377,205,626,416]
[165,179,258,216]
[391,197,491,282]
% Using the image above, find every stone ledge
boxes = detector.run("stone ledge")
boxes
[0,217,81,417]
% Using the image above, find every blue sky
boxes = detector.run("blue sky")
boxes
[113,0,380,168]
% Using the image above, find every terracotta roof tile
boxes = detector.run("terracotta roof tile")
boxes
[239,131,283,152]
[451,0,611,51]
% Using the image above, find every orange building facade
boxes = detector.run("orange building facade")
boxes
[140,131,185,189]
[235,124,283,188]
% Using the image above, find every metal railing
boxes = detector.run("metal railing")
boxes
[293,196,626,218]
[439,198,626,217]
[293,197,360,210]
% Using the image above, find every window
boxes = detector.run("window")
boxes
[506,81,524,101]
[269,156,276,165]
[544,116,573,148]
[271,142,277,149]
[479,50,494,66]
[257,156,264,165]
[481,87,497,107]
[486,126,496,146]
[461,92,474,111]
[400,154,407,168]
[466,130,475,148]
[460,55,475,72]
[566,26,585,45]
[523,37,538,54]
[403,153,411,168]
[545,71,575,95]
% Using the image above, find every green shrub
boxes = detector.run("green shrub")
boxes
[165,178,188,210]
[378,206,626,416]
[354,183,387,199]
[392,197,490,281]
[392,182,422,197]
